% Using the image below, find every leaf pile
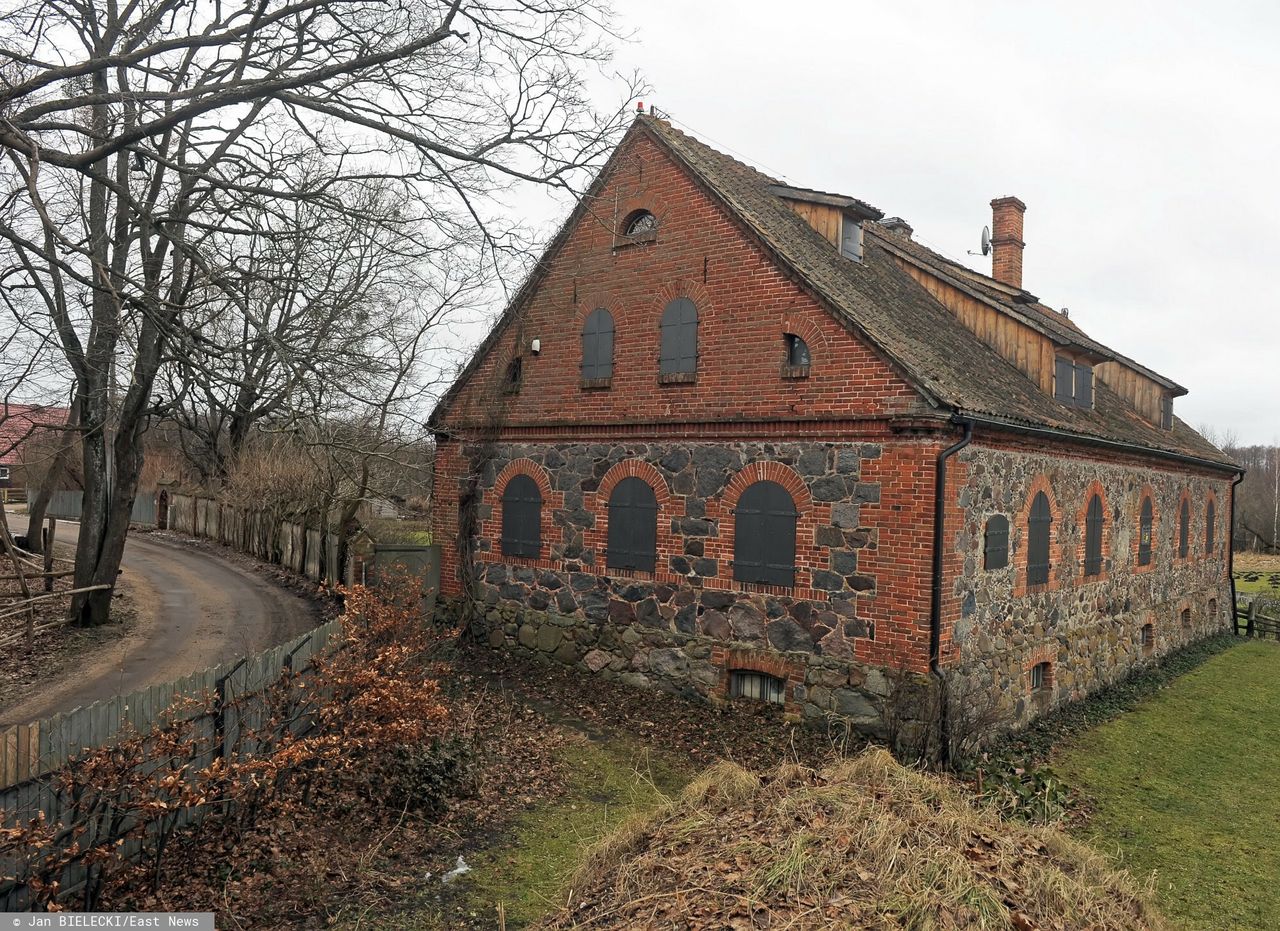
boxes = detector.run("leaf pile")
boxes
[543,750,1169,931]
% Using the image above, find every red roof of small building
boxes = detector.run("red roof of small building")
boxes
[0,404,70,466]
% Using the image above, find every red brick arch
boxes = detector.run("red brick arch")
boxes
[1013,474,1060,596]
[1174,487,1194,563]
[483,459,562,568]
[707,461,828,593]
[652,279,717,322]
[721,460,814,514]
[1075,480,1110,583]
[573,291,622,326]
[614,188,673,236]
[778,310,831,359]
[585,459,679,578]
[1133,484,1159,574]
[1205,490,1220,559]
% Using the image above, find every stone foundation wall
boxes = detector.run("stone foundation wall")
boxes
[946,443,1234,728]
[446,436,945,739]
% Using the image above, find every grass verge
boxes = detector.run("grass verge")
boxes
[1055,639,1280,931]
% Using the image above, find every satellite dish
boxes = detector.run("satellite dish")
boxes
[980,225,992,256]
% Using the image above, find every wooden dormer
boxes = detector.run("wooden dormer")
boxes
[770,184,883,262]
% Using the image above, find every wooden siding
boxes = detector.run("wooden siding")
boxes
[783,199,842,247]
[1094,360,1164,424]
[894,259,1055,393]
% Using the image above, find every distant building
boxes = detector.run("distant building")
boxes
[428,113,1239,742]
[0,404,69,501]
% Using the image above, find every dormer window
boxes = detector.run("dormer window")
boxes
[1159,395,1173,430]
[840,216,863,261]
[1053,356,1093,409]
[622,209,657,238]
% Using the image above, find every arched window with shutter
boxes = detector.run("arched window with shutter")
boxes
[606,477,658,573]
[1027,491,1052,587]
[659,297,698,379]
[581,308,615,382]
[733,481,798,587]
[1138,497,1154,566]
[1084,494,1104,577]
[1178,497,1190,559]
[500,474,542,558]
[1206,498,1216,553]
[984,515,1009,570]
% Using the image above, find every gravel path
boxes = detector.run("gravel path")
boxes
[0,514,322,727]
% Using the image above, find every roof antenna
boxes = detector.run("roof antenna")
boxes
[967,225,991,257]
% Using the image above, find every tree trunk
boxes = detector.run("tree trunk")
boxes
[25,400,80,556]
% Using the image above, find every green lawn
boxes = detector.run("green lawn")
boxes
[1055,640,1280,930]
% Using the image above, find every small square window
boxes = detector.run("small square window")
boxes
[1030,661,1050,692]
[0,466,9,481]
[730,670,786,705]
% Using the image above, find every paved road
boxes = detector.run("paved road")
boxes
[0,513,320,727]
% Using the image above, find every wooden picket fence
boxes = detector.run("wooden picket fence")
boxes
[0,617,341,910]
[166,493,344,585]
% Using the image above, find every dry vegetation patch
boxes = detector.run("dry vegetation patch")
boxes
[545,751,1167,931]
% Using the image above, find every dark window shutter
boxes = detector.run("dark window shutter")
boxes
[1084,494,1104,576]
[1206,499,1216,552]
[983,515,1009,570]
[1075,364,1093,408]
[1179,498,1190,558]
[1138,498,1153,566]
[1054,356,1075,402]
[581,308,615,380]
[660,298,698,375]
[1160,395,1173,430]
[500,474,542,558]
[733,481,798,587]
[606,477,658,572]
[1027,491,1052,586]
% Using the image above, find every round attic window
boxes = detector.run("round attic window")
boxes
[623,209,658,237]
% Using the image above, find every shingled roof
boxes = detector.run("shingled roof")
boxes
[431,115,1235,472]
[639,116,1234,471]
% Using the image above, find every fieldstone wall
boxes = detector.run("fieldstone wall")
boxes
[453,438,936,738]
[947,444,1234,727]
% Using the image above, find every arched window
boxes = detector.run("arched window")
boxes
[1178,497,1190,559]
[581,308,615,381]
[622,209,657,237]
[1084,494,1104,577]
[500,474,542,558]
[1027,491,1052,587]
[983,515,1009,570]
[659,297,698,379]
[1205,498,1216,553]
[606,477,658,573]
[784,333,811,368]
[1138,497,1154,566]
[734,480,798,587]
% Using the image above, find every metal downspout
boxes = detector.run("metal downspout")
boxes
[931,417,974,766]
[1230,470,1245,629]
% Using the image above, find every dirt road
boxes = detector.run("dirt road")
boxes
[0,516,321,727]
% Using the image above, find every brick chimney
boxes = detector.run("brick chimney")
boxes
[989,196,1026,289]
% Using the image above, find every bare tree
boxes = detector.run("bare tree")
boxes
[0,0,639,625]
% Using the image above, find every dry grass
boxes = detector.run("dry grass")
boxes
[543,749,1167,931]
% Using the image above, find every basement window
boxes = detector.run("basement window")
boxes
[730,670,786,705]
[1141,623,1155,654]
[0,466,9,482]
[1182,607,1192,629]
[1053,356,1093,409]
[1030,661,1051,693]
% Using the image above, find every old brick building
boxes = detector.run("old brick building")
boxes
[428,112,1238,740]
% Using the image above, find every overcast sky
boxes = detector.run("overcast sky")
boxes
[511,0,1278,443]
